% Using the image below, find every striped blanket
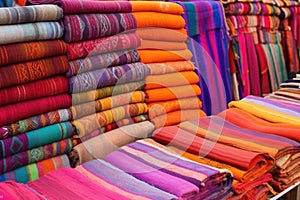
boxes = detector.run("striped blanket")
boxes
[0,5,63,25]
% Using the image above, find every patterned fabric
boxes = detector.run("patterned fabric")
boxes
[0,56,69,89]
[67,49,140,77]
[63,13,137,43]
[0,154,70,183]
[73,103,148,138]
[0,40,68,66]
[0,122,73,159]
[0,5,63,25]
[27,0,132,14]
[0,94,71,126]
[0,109,72,139]
[0,22,63,45]
[69,62,150,93]
[224,3,281,15]
[68,32,141,60]
[0,139,72,174]
[0,76,69,106]
[228,15,280,30]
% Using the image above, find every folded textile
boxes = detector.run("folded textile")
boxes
[138,49,193,63]
[0,94,71,126]
[147,61,195,75]
[131,1,183,14]
[0,181,41,199]
[148,97,202,119]
[104,149,199,199]
[27,0,132,14]
[152,126,273,172]
[224,3,281,15]
[73,103,148,137]
[151,109,206,128]
[71,81,144,105]
[0,122,73,159]
[71,121,154,165]
[68,32,141,60]
[0,5,63,25]
[228,95,300,124]
[69,62,150,93]
[0,76,68,106]
[119,138,233,199]
[133,12,185,29]
[71,91,146,119]
[28,168,130,200]
[145,71,199,90]
[0,109,72,139]
[0,0,13,7]
[67,49,140,77]
[0,138,72,174]
[0,40,68,66]
[0,55,69,89]
[0,22,63,45]
[145,84,201,102]
[228,184,270,200]
[136,27,187,42]
[63,13,137,43]
[0,154,70,183]
[77,159,177,200]
[218,108,300,142]
[274,90,300,100]
[139,39,188,51]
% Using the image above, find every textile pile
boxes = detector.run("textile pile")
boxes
[0,5,73,183]
[131,1,206,128]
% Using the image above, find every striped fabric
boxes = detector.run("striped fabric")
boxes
[224,2,281,15]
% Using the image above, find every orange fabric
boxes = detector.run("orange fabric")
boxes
[138,49,193,63]
[147,61,195,75]
[131,1,183,14]
[139,39,188,51]
[151,109,206,128]
[145,84,201,102]
[148,97,202,119]
[16,0,26,6]
[136,27,187,42]
[39,158,56,175]
[218,108,300,142]
[145,71,199,89]
[133,12,185,29]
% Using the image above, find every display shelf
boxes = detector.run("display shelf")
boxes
[269,182,300,200]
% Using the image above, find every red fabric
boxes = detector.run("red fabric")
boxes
[255,44,271,95]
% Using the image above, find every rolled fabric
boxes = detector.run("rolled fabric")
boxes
[0,181,42,199]
[145,71,199,90]
[130,1,183,14]
[67,49,140,77]
[218,108,300,142]
[0,55,69,89]
[72,121,154,165]
[148,97,202,119]
[136,27,187,42]
[133,12,185,29]
[0,40,68,66]
[0,94,71,126]
[71,81,144,105]
[0,122,73,159]
[63,13,137,43]
[0,76,69,106]
[71,91,146,119]
[0,139,72,174]
[0,154,70,183]
[139,39,188,51]
[0,5,63,25]
[138,49,193,63]
[151,109,206,128]
[67,32,141,60]
[145,84,201,102]
[69,62,150,93]
[0,109,72,139]
[73,103,148,137]
[27,0,132,14]
[77,159,177,200]
[147,61,195,75]
[0,22,63,45]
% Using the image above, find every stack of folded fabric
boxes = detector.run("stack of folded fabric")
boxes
[224,1,288,97]
[131,1,205,128]
[0,5,73,183]
[178,1,233,115]
[104,138,233,199]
